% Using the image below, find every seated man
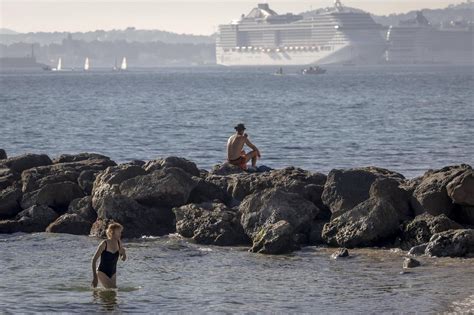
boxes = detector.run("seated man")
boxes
[227,123,261,170]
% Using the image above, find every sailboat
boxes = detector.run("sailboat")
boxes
[120,57,127,71]
[84,57,90,71]
[52,58,62,71]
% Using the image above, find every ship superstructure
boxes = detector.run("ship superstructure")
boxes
[216,0,386,66]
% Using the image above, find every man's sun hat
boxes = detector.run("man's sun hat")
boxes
[234,123,246,131]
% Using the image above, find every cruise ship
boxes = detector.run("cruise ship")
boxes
[385,11,474,64]
[216,0,386,66]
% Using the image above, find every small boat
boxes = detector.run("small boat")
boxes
[120,57,127,71]
[301,66,326,75]
[84,57,90,71]
[52,57,62,71]
[274,67,284,75]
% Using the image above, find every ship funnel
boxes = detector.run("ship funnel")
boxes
[334,0,344,12]
[258,3,270,10]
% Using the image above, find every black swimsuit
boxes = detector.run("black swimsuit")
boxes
[98,240,120,278]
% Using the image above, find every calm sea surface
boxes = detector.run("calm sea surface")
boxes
[1,66,474,313]
[1,65,473,178]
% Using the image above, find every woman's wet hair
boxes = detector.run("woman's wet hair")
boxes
[106,223,123,238]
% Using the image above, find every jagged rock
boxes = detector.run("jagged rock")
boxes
[0,205,58,233]
[20,181,85,211]
[0,149,6,160]
[187,177,232,205]
[425,229,474,257]
[250,220,297,254]
[322,178,411,248]
[239,187,318,239]
[46,196,96,235]
[210,163,245,176]
[53,153,112,164]
[0,153,52,173]
[403,257,421,268]
[143,156,200,176]
[412,164,472,216]
[92,194,174,238]
[0,185,22,218]
[119,167,197,207]
[173,202,249,246]
[400,213,463,250]
[447,170,474,206]
[331,248,349,259]
[321,167,405,217]
[408,243,428,256]
[0,167,20,190]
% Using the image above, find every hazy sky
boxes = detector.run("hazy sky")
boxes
[0,0,466,35]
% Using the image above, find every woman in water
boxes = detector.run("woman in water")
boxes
[91,223,127,289]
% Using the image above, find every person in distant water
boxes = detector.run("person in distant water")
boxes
[91,223,127,289]
[227,123,261,170]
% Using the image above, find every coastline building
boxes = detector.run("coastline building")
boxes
[216,0,387,66]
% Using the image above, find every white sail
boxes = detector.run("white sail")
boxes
[120,57,127,70]
[84,57,90,71]
[57,58,62,71]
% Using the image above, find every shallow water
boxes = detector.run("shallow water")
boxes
[1,65,473,178]
[0,233,473,313]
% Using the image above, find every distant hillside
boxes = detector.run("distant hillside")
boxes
[0,28,19,35]
[301,1,473,26]
[0,27,214,46]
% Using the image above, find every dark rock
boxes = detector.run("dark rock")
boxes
[425,229,474,257]
[125,160,146,167]
[0,149,6,160]
[119,167,197,207]
[0,185,22,218]
[401,213,463,250]
[453,205,474,226]
[144,156,200,176]
[408,243,428,256]
[321,167,405,217]
[173,202,250,246]
[188,177,231,205]
[239,187,319,239]
[92,194,174,238]
[331,248,349,259]
[250,220,298,254]
[322,178,411,248]
[21,181,85,211]
[447,170,474,206]
[0,167,20,190]
[403,257,421,268]
[308,220,327,245]
[52,152,112,164]
[0,205,58,233]
[46,196,97,235]
[0,153,52,173]
[412,164,471,216]
[77,170,97,195]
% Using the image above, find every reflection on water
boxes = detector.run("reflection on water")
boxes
[0,233,473,313]
[93,289,118,312]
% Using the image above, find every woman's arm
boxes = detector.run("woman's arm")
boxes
[119,242,127,261]
[91,241,105,288]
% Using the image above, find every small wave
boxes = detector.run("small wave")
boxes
[198,247,213,252]
[445,295,474,314]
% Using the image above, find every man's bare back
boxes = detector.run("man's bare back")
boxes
[227,124,261,168]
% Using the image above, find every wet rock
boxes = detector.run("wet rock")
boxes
[425,229,474,257]
[412,164,471,216]
[173,202,250,246]
[322,178,411,248]
[250,220,297,255]
[20,181,85,211]
[447,170,474,206]
[119,167,197,207]
[46,196,96,235]
[0,153,52,173]
[0,149,6,160]
[401,213,463,250]
[308,220,327,245]
[0,205,58,233]
[92,194,174,238]
[331,248,349,259]
[321,167,405,217]
[143,156,200,176]
[408,243,428,256]
[0,185,22,218]
[403,257,421,268]
[239,187,318,240]
[188,177,232,205]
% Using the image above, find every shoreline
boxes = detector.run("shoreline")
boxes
[1,150,473,259]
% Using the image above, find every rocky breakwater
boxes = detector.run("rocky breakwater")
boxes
[1,150,473,257]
